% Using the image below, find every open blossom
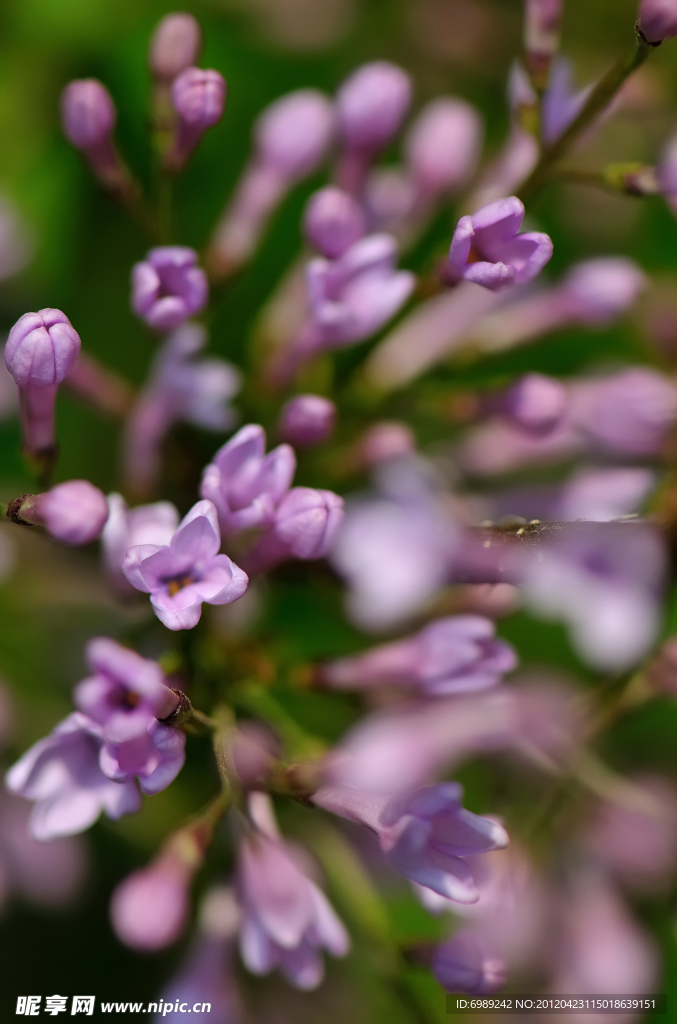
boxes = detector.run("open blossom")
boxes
[99,718,185,795]
[73,637,178,744]
[446,197,553,291]
[313,782,508,904]
[201,424,295,537]
[5,713,141,840]
[237,793,349,989]
[432,932,507,994]
[131,247,208,332]
[122,499,248,630]
[321,615,517,696]
[102,493,179,591]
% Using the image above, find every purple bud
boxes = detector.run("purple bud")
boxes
[60,80,116,151]
[278,394,336,447]
[432,932,507,995]
[336,62,412,153]
[131,247,208,332]
[638,0,677,42]
[304,187,365,259]
[360,421,416,465]
[110,857,191,950]
[275,487,345,559]
[149,13,202,81]
[255,90,335,181]
[504,373,568,434]
[405,99,483,198]
[171,67,226,131]
[562,258,647,323]
[5,309,81,389]
[39,480,109,545]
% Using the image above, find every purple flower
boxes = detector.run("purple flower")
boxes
[200,424,296,537]
[638,0,677,43]
[73,637,178,744]
[559,467,655,523]
[278,394,336,447]
[61,80,116,151]
[5,713,141,840]
[237,793,349,989]
[102,493,179,592]
[304,187,366,259]
[405,98,483,202]
[122,499,249,630]
[541,58,592,145]
[447,197,553,291]
[156,932,241,1023]
[131,247,208,333]
[168,68,227,169]
[321,615,517,696]
[241,487,345,575]
[111,855,192,950]
[149,13,202,81]
[39,480,109,545]
[503,373,568,435]
[99,719,186,795]
[5,308,80,389]
[432,932,507,994]
[337,62,411,155]
[312,782,508,904]
[570,368,677,457]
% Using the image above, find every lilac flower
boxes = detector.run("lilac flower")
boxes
[313,782,508,903]
[111,854,192,950]
[321,615,517,696]
[241,487,345,574]
[570,368,677,457]
[131,247,208,333]
[446,197,553,291]
[168,68,227,169]
[432,932,507,994]
[541,58,592,145]
[638,0,677,43]
[149,13,202,81]
[73,637,178,744]
[61,79,116,152]
[522,521,666,671]
[238,793,349,989]
[38,480,109,545]
[304,187,366,259]
[207,90,335,276]
[122,499,248,630]
[503,373,568,434]
[5,308,80,457]
[200,424,296,537]
[5,713,141,840]
[278,394,336,447]
[359,421,416,466]
[102,493,179,592]
[559,467,655,523]
[405,98,483,203]
[99,718,185,795]
[123,323,241,495]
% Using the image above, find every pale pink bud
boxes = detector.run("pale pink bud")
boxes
[255,90,335,181]
[304,187,365,259]
[110,859,190,950]
[405,99,482,197]
[278,394,336,447]
[638,0,677,42]
[61,80,116,151]
[40,480,109,545]
[337,62,412,153]
[149,13,202,80]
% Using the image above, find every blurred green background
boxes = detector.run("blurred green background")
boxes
[2,0,677,1019]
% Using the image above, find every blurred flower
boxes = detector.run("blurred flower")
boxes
[149,13,202,81]
[638,0,677,43]
[124,323,240,495]
[313,782,508,903]
[524,0,563,76]
[38,480,109,545]
[559,466,655,522]
[102,494,179,593]
[132,248,208,333]
[570,368,677,458]
[122,499,249,630]
[231,722,279,789]
[241,486,345,574]
[200,424,295,537]
[522,522,666,671]
[237,792,349,989]
[111,852,192,950]
[540,58,592,145]
[405,98,483,205]
[304,186,365,259]
[73,637,178,744]
[208,90,335,275]
[446,197,553,291]
[61,79,115,152]
[167,68,227,170]
[320,615,516,696]
[278,394,336,447]
[6,713,141,840]
[359,421,416,466]
[503,373,568,434]
[431,931,507,994]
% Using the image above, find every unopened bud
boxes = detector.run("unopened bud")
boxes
[25,480,109,545]
[504,373,568,434]
[278,394,336,447]
[336,62,412,153]
[638,0,677,43]
[167,68,227,169]
[110,857,191,950]
[255,90,335,181]
[524,0,563,87]
[6,309,80,389]
[149,13,202,81]
[304,187,365,259]
[405,98,482,198]
[61,80,116,151]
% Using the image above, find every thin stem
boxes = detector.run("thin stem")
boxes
[519,30,654,202]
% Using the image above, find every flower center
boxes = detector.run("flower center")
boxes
[166,574,194,596]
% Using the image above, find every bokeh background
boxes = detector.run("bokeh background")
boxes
[1,0,677,1019]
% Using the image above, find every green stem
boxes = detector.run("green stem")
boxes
[232,682,325,760]
[519,30,653,202]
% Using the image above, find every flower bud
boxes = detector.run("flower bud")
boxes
[278,394,336,447]
[255,90,335,181]
[405,99,482,198]
[638,0,677,42]
[60,80,116,151]
[524,0,563,72]
[5,309,80,389]
[360,421,416,465]
[504,373,568,434]
[336,62,412,153]
[432,932,507,995]
[110,858,190,950]
[304,187,365,259]
[171,67,226,131]
[39,480,109,545]
[562,258,647,323]
[275,487,345,559]
[149,13,202,81]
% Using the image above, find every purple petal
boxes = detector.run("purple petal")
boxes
[213,424,266,476]
[448,215,475,273]
[139,722,186,794]
[150,594,204,631]
[30,788,103,840]
[472,196,524,248]
[462,261,515,290]
[121,544,169,593]
[171,499,221,562]
[132,262,160,316]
